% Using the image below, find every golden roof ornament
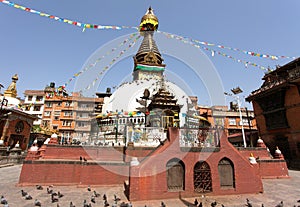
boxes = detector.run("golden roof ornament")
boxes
[4,74,18,98]
[139,7,159,32]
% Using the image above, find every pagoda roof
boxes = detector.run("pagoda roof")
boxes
[148,87,180,112]
[247,57,300,101]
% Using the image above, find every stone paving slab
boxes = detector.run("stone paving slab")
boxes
[0,165,299,207]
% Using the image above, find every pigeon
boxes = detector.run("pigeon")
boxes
[114,194,121,202]
[161,201,166,207]
[1,195,7,204]
[36,185,43,190]
[104,200,109,207]
[198,202,203,207]
[275,201,283,207]
[83,157,87,162]
[87,186,91,191]
[211,201,217,207]
[91,196,95,203]
[47,187,53,194]
[51,194,59,203]
[93,190,100,197]
[83,199,89,207]
[25,194,33,200]
[80,156,83,161]
[58,191,64,198]
[52,192,58,196]
[103,194,107,201]
[194,199,199,206]
[120,202,127,207]
[3,203,9,207]
[21,189,28,197]
[69,201,75,207]
[34,199,42,206]
[246,198,252,207]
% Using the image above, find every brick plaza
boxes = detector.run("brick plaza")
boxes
[0,164,299,207]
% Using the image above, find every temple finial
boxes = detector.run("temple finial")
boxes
[4,74,18,98]
[140,7,159,32]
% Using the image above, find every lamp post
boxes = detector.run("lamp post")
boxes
[225,87,247,148]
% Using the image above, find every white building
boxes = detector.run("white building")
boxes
[23,90,45,126]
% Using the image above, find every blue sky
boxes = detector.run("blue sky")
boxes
[0,0,299,108]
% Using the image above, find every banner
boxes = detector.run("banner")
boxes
[0,0,138,31]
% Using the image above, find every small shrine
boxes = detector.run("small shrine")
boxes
[0,74,35,154]
[147,80,181,129]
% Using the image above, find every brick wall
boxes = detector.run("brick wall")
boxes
[42,145,124,161]
[19,127,289,201]
[128,128,264,201]
[257,160,289,178]
[19,160,129,186]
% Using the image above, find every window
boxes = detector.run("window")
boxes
[78,113,89,118]
[36,96,43,102]
[79,103,91,108]
[25,105,31,111]
[65,101,73,107]
[239,118,249,126]
[228,118,236,126]
[57,102,62,106]
[214,117,224,126]
[44,111,51,117]
[194,161,212,193]
[64,111,73,117]
[77,122,87,127]
[54,111,60,116]
[62,120,72,126]
[45,102,52,107]
[28,96,33,101]
[33,106,41,111]
[42,120,49,127]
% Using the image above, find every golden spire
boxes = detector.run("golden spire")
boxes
[4,74,18,98]
[139,7,159,32]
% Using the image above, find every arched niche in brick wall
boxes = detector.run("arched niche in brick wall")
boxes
[218,157,235,188]
[166,158,185,191]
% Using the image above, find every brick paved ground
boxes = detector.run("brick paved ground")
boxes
[0,165,299,207]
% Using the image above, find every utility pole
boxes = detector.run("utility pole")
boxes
[237,96,246,148]
[225,86,247,148]
[245,107,253,147]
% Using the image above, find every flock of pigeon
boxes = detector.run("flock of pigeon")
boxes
[0,184,133,207]
[1,186,299,206]
[188,198,300,207]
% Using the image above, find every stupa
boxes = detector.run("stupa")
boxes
[19,8,289,202]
